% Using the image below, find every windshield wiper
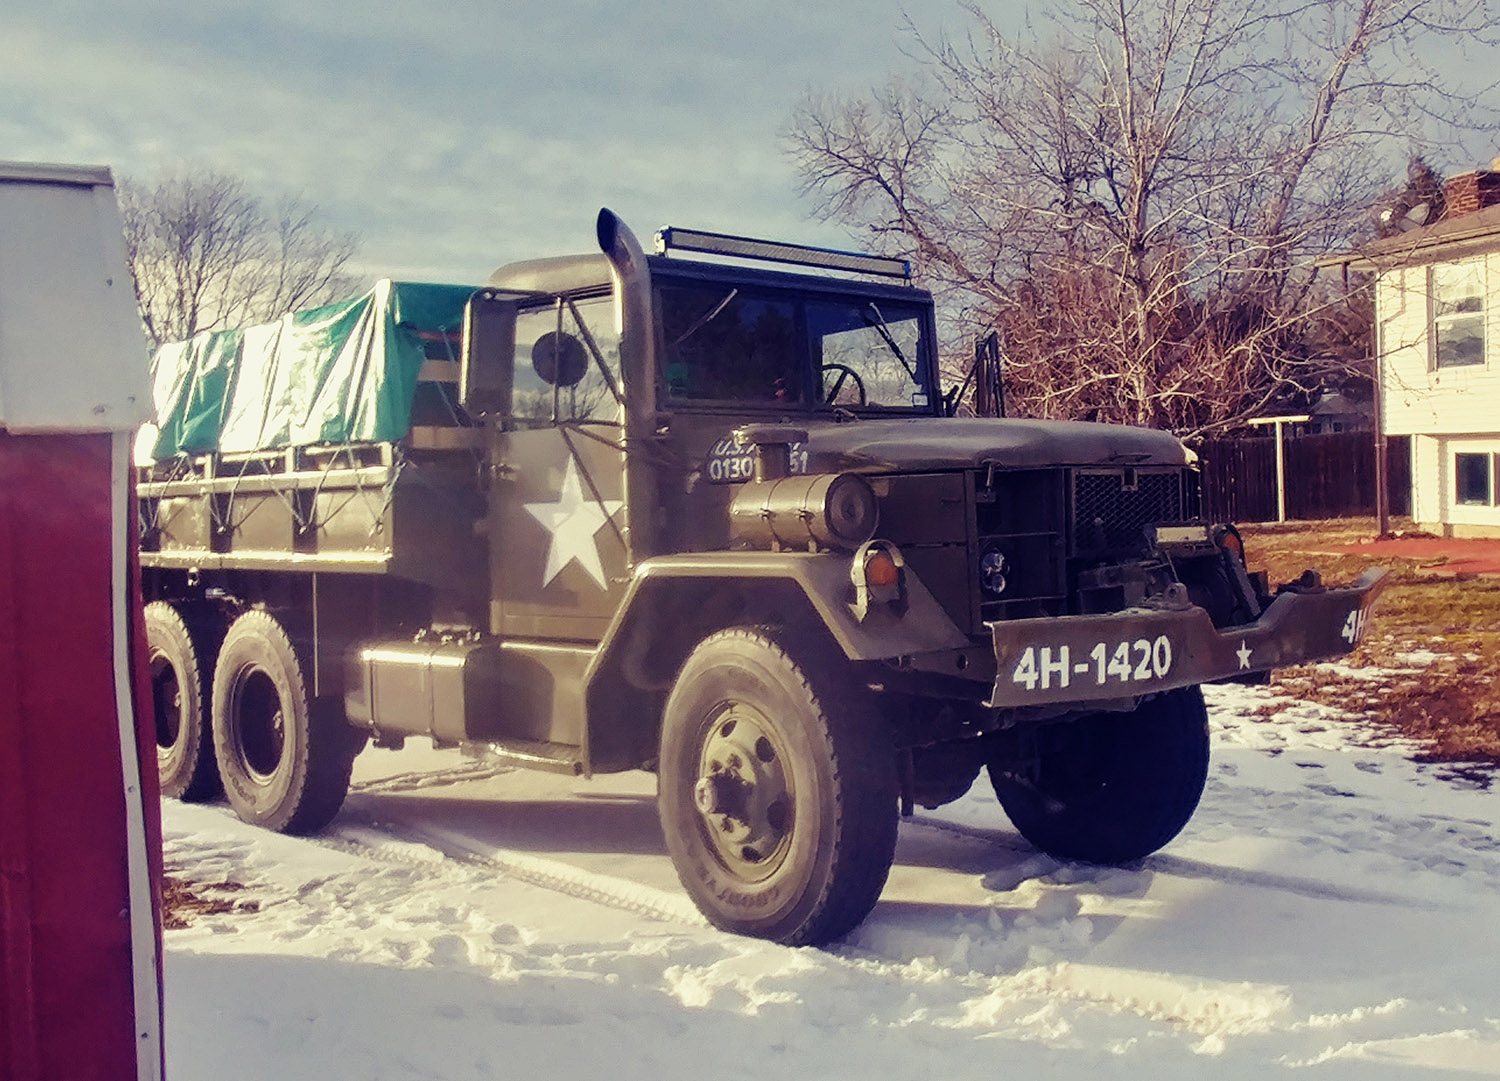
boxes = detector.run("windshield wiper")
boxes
[670,288,739,349]
[863,302,920,385]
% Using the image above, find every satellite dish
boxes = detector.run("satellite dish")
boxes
[1380,202,1430,233]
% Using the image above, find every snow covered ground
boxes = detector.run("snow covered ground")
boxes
[162,677,1500,1080]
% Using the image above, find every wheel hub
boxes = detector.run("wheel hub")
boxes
[235,669,288,781]
[693,769,751,817]
[150,653,184,750]
[693,704,794,879]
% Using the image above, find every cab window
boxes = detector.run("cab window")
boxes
[510,293,622,422]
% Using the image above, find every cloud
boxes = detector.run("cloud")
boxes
[1,0,939,282]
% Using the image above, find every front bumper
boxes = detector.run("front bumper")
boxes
[984,568,1388,709]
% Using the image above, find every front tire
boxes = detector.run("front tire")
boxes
[988,686,1210,863]
[145,601,221,801]
[658,627,898,946]
[211,609,356,834]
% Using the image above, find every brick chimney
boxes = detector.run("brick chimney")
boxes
[1441,161,1500,220]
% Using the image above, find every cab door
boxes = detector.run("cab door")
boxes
[487,292,629,644]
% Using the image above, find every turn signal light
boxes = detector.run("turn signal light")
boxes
[865,552,900,589]
[1215,524,1246,564]
[849,540,908,621]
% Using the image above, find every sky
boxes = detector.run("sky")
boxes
[5,1,1497,290]
[1,0,965,284]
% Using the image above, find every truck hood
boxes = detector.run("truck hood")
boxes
[801,417,1190,472]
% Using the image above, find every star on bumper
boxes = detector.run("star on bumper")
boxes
[1236,640,1253,670]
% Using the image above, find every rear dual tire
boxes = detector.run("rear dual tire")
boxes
[145,601,222,802]
[210,609,361,834]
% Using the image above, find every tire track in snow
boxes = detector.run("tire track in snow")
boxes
[332,720,1494,1054]
[323,807,707,927]
[165,801,1490,1074]
[328,801,1305,1048]
[348,759,514,795]
[904,813,1453,909]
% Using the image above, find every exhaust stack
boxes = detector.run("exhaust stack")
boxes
[596,208,660,565]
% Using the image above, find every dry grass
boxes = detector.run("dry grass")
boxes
[161,872,259,929]
[1241,518,1500,767]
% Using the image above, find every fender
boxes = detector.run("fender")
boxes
[579,551,971,770]
[590,551,969,674]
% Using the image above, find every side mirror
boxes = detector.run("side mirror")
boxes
[460,290,517,416]
[531,330,588,388]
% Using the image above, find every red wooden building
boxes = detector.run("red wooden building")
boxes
[0,163,162,1081]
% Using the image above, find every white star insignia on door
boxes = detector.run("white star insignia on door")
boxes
[1236,640,1253,670]
[524,458,624,590]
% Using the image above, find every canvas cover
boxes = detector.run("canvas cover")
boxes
[147,279,475,458]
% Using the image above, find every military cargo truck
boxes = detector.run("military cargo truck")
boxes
[139,210,1386,945]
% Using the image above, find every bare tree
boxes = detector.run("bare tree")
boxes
[789,0,1497,436]
[120,169,361,346]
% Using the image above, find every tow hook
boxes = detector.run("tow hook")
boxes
[1280,569,1325,595]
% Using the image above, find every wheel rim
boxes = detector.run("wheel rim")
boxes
[691,701,795,883]
[231,667,287,782]
[150,650,183,752]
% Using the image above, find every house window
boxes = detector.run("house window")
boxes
[1431,261,1486,368]
[1455,452,1495,505]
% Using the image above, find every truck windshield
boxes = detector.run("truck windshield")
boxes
[656,280,933,411]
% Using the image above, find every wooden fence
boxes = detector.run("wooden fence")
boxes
[1196,431,1410,523]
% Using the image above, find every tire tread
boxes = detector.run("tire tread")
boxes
[144,600,221,801]
[989,686,1210,864]
[212,609,357,835]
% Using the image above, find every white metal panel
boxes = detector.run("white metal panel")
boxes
[110,430,163,1081]
[0,162,150,433]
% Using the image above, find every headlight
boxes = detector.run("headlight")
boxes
[980,547,1009,594]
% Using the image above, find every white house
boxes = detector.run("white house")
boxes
[1328,168,1500,537]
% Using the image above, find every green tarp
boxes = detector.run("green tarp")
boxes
[146,279,475,459]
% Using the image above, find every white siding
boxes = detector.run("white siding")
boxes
[1378,256,1500,437]
[1411,433,1444,526]
[1447,434,1500,530]
[1408,433,1500,533]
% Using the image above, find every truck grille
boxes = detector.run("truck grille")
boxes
[1071,469,1195,555]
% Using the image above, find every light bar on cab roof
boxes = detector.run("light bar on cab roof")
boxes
[654,226,912,279]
